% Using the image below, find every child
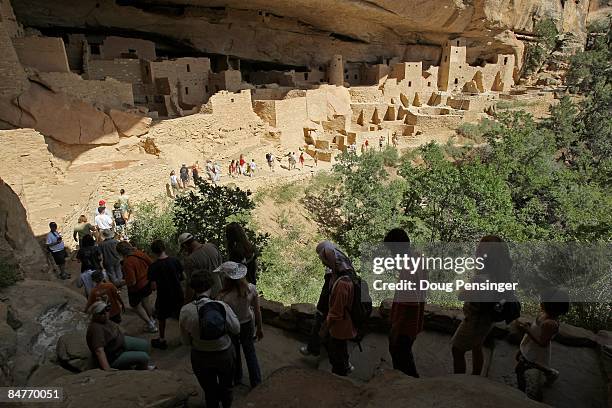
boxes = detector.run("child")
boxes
[77,268,109,298]
[217,261,263,388]
[148,240,184,349]
[85,270,125,323]
[515,288,570,392]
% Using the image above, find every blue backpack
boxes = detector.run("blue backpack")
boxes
[196,300,227,340]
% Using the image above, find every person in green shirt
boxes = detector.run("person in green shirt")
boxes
[73,215,95,248]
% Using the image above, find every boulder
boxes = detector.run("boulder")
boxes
[0,82,119,145]
[556,323,598,348]
[56,331,96,372]
[424,304,463,334]
[0,182,51,279]
[46,369,194,408]
[290,303,316,319]
[239,366,548,408]
[260,298,286,321]
[109,109,152,137]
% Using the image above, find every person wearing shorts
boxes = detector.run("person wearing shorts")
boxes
[46,222,69,279]
[117,241,157,333]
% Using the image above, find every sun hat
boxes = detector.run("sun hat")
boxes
[214,261,247,280]
[178,232,194,246]
[88,301,110,315]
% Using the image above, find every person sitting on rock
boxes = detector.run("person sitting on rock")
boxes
[217,261,263,388]
[148,240,185,350]
[86,301,155,370]
[116,241,157,333]
[179,274,240,408]
[515,288,569,392]
[85,270,124,323]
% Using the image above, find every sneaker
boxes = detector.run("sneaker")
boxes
[151,338,167,350]
[147,365,157,371]
[348,363,355,373]
[544,369,559,386]
[144,324,158,333]
[299,346,319,356]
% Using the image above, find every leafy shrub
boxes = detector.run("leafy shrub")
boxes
[173,179,268,257]
[258,236,323,305]
[456,118,497,143]
[0,258,19,288]
[129,199,178,255]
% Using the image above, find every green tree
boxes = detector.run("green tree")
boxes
[306,150,406,258]
[522,19,559,76]
[399,142,517,242]
[173,180,268,255]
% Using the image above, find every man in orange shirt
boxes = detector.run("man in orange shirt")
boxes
[85,270,125,323]
[116,241,157,333]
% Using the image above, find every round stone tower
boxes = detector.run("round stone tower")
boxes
[328,54,344,86]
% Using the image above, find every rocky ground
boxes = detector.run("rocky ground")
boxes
[1,254,609,407]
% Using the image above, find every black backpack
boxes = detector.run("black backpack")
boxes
[490,294,521,324]
[196,300,227,340]
[112,209,125,225]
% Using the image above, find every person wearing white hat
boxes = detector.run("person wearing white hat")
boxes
[217,261,263,388]
[178,232,223,300]
[86,301,154,371]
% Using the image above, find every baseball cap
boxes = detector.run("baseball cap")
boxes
[214,261,247,280]
[98,200,106,206]
[178,232,194,246]
[88,301,110,315]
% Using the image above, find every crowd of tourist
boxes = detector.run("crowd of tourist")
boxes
[45,190,568,406]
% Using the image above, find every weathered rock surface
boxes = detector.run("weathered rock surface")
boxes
[0,181,51,279]
[43,369,194,408]
[108,109,152,138]
[240,367,549,408]
[0,280,89,385]
[56,331,95,373]
[12,0,590,67]
[0,82,119,145]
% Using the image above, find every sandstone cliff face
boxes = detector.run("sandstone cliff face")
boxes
[0,181,50,280]
[12,0,590,67]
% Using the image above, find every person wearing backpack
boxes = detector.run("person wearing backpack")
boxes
[112,202,127,240]
[320,261,357,376]
[179,274,240,408]
[451,235,513,375]
[384,228,426,378]
[217,261,263,388]
[116,241,157,333]
[311,241,362,376]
